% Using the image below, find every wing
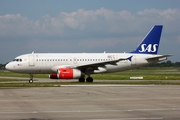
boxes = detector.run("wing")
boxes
[51,56,132,73]
[71,56,133,73]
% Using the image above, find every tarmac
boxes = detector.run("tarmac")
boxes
[1,76,180,84]
[0,85,180,120]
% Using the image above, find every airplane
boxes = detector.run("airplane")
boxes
[5,25,172,83]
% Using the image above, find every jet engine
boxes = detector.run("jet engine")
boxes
[49,74,58,79]
[49,68,82,79]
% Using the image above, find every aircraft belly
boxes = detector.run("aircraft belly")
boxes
[17,66,52,74]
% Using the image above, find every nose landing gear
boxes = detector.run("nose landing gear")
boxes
[29,74,34,83]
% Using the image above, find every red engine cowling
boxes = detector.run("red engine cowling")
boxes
[57,68,81,79]
[49,68,82,79]
[49,74,58,79]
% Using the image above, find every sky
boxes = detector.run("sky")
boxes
[0,0,180,63]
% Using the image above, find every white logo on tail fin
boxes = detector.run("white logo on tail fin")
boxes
[139,44,158,52]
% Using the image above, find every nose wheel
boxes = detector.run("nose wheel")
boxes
[29,74,34,83]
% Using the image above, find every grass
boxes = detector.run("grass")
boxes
[0,67,180,87]
[91,67,180,80]
[0,79,180,87]
[0,82,61,87]
[0,67,180,80]
[91,73,180,80]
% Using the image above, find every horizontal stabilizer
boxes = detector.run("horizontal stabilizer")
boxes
[146,55,172,62]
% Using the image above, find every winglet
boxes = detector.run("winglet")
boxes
[131,25,163,54]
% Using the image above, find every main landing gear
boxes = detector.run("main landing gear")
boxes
[29,74,34,83]
[78,77,85,82]
[78,77,93,82]
[86,77,93,82]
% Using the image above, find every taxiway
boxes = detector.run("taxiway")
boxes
[0,85,180,120]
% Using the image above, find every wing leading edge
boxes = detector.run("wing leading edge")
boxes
[73,56,133,74]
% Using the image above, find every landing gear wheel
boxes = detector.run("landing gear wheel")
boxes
[29,74,34,83]
[86,77,93,83]
[29,79,33,83]
[78,77,85,82]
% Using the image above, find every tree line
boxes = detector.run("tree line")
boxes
[0,64,5,69]
[0,60,180,70]
[149,60,180,67]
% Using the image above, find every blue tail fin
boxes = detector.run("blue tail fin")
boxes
[131,25,163,54]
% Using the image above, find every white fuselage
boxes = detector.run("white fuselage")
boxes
[6,53,161,74]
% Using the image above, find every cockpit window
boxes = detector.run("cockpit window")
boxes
[13,59,22,62]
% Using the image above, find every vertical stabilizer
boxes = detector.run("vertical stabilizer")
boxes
[131,25,163,54]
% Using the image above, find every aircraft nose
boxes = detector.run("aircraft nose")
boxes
[5,63,13,71]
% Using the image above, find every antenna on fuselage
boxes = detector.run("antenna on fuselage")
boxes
[32,51,34,54]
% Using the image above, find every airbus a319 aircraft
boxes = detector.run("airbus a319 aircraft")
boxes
[5,25,171,83]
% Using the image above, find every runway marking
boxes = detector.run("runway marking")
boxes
[88,118,163,120]
[60,84,156,87]
[0,108,180,114]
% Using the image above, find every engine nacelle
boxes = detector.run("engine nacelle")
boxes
[49,74,58,79]
[49,68,82,79]
[57,68,82,79]
[50,68,82,79]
